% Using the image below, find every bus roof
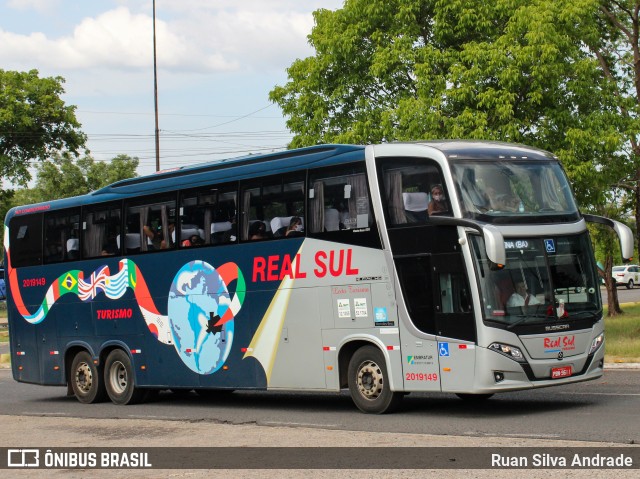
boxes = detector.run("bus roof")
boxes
[4,141,558,220]
[412,140,558,161]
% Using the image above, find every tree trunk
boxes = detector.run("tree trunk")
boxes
[603,254,622,316]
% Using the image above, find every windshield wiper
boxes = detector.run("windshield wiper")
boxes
[506,313,552,329]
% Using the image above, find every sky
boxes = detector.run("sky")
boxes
[0,0,345,178]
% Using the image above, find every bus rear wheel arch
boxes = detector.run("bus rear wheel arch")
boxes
[104,349,146,405]
[347,345,403,414]
[70,350,107,404]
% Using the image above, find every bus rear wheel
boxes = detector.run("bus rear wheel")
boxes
[348,345,403,414]
[104,349,146,405]
[70,351,106,404]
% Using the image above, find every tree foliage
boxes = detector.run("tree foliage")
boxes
[271,0,636,314]
[14,153,139,204]
[0,69,87,187]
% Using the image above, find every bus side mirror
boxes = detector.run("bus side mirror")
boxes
[481,224,506,266]
[583,214,634,263]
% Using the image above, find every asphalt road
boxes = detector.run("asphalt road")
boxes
[1,368,638,445]
[601,285,640,305]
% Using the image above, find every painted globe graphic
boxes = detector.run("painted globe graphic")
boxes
[168,260,234,374]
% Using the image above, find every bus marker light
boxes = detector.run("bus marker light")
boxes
[16,351,25,356]
[387,345,399,351]
[185,348,193,353]
[241,347,247,353]
[327,366,333,371]
[49,350,59,355]
[131,349,142,354]
[140,365,146,370]
[458,345,467,350]
[323,346,336,351]
[443,367,451,372]
[223,366,229,371]
[53,366,60,371]
[18,366,23,371]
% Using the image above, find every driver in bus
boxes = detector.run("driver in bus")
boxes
[507,281,541,307]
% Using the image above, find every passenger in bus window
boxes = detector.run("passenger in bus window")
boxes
[161,223,176,249]
[507,281,540,307]
[428,184,448,215]
[285,216,304,237]
[249,221,267,240]
[182,234,204,247]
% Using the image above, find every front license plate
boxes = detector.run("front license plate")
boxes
[551,365,572,379]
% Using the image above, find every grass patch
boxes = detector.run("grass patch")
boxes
[604,304,640,363]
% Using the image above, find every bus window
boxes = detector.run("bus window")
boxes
[124,195,176,253]
[308,164,380,248]
[9,213,43,267]
[180,184,238,247]
[240,175,305,241]
[378,158,450,225]
[44,208,81,263]
[82,203,121,258]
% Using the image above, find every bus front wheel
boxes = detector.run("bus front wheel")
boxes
[104,349,146,405]
[70,351,106,404]
[348,346,403,414]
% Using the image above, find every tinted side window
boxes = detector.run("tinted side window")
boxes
[124,194,176,254]
[240,174,305,241]
[378,157,450,225]
[9,213,43,267]
[44,208,81,264]
[308,163,381,248]
[180,184,238,247]
[83,202,121,258]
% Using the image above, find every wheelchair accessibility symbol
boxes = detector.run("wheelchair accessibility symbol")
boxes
[438,342,450,357]
[544,239,556,253]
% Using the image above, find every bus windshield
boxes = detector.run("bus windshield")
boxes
[471,233,602,327]
[450,160,579,222]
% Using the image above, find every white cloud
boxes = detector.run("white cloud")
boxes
[0,2,344,74]
[7,0,58,13]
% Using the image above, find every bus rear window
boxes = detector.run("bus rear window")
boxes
[9,214,43,268]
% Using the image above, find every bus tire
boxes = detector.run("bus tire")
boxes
[348,345,403,414]
[104,349,146,405]
[70,351,106,404]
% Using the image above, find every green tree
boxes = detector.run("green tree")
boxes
[0,69,86,187]
[19,153,139,203]
[1,154,138,258]
[271,0,630,314]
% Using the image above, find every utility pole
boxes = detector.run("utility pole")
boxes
[153,0,160,171]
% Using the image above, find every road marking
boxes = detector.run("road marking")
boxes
[467,431,561,439]
[262,421,340,428]
[558,392,640,396]
[22,412,69,417]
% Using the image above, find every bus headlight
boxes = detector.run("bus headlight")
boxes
[489,343,526,363]
[589,333,604,355]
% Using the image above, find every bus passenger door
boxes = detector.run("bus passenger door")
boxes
[430,253,477,392]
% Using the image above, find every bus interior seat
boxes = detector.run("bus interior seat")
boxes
[117,233,141,254]
[181,225,205,241]
[271,216,304,237]
[324,209,340,231]
[402,192,429,222]
[66,238,80,260]
[211,221,233,244]
[270,216,290,237]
